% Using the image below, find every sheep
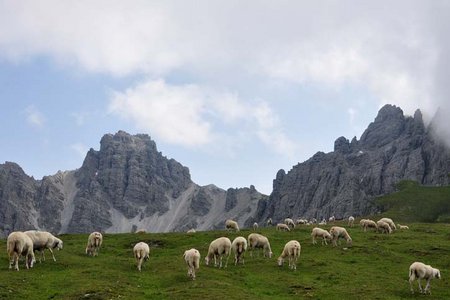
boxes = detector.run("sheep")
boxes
[277,240,301,270]
[379,217,396,231]
[284,218,295,228]
[328,216,336,223]
[296,218,307,225]
[311,218,317,224]
[135,229,146,234]
[397,224,409,230]
[276,223,291,231]
[329,226,352,247]
[247,233,272,258]
[409,262,441,294]
[187,229,196,234]
[231,236,248,265]
[267,218,273,226]
[205,237,231,268]
[7,231,36,271]
[311,227,332,245]
[376,220,392,234]
[318,219,327,226]
[86,232,103,256]
[360,219,378,232]
[348,216,355,227]
[24,230,63,262]
[253,222,258,231]
[133,242,150,271]
[183,248,200,280]
[225,219,240,232]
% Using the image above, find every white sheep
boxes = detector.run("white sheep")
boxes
[277,240,301,270]
[183,248,200,280]
[205,237,231,268]
[231,236,248,265]
[225,219,240,232]
[133,242,150,271]
[296,218,307,225]
[187,229,196,234]
[409,262,441,294]
[253,222,258,231]
[379,217,396,231]
[397,224,409,230]
[276,223,291,231]
[24,230,63,262]
[360,219,378,232]
[348,216,355,227]
[247,233,273,258]
[376,220,392,234]
[267,218,273,226]
[86,232,103,256]
[311,227,332,245]
[7,231,36,271]
[318,219,327,226]
[329,226,352,247]
[135,229,146,234]
[328,216,335,223]
[284,218,295,228]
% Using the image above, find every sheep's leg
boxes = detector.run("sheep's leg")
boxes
[224,253,229,268]
[425,279,431,294]
[48,248,56,262]
[15,254,20,271]
[417,278,423,293]
[409,278,415,294]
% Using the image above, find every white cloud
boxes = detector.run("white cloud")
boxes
[24,105,45,128]
[70,143,88,158]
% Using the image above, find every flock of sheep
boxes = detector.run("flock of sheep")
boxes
[6,215,441,295]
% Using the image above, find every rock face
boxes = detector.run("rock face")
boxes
[0,131,267,237]
[256,105,450,222]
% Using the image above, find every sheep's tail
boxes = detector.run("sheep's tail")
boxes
[193,256,200,269]
[409,267,417,280]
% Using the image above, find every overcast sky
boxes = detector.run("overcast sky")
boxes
[1,1,449,194]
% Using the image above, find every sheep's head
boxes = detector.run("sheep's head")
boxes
[434,268,441,279]
[277,257,284,266]
[205,257,210,266]
[56,239,63,250]
[267,251,273,259]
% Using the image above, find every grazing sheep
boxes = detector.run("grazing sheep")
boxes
[379,217,396,231]
[86,232,103,256]
[360,219,378,232]
[253,222,258,231]
[311,218,317,224]
[329,226,352,247]
[225,219,240,232]
[231,236,248,265]
[133,242,150,271]
[135,229,146,234]
[277,240,301,270]
[311,227,332,245]
[376,220,392,234]
[187,229,196,234]
[284,218,295,228]
[183,248,200,280]
[296,218,307,225]
[397,224,409,230]
[318,219,327,226]
[409,262,441,294]
[276,223,291,232]
[247,233,272,258]
[24,230,63,262]
[205,237,231,268]
[328,216,336,223]
[348,216,355,227]
[7,231,36,271]
[267,218,273,226]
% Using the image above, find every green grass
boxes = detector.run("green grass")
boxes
[1,222,449,299]
[376,180,450,222]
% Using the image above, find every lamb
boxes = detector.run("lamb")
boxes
[253,222,258,231]
[328,216,335,223]
[276,223,291,231]
[86,232,103,256]
[247,233,273,258]
[267,218,273,226]
[183,248,200,280]
[318,219,327,226]
[7,231,36,271]
[348,216,355,227]
[187,229,196,234]
[409,262,441,294]
[284,218,295,228]
[360,219,378,232]
[24,230,63,262]
[397,224,409,230]
[329,226,352,247]
[376,220,392,234]
[225,219,240,232]
[311,227,332,245]
[133,242,150,271]
[231,236,248,265]
[277,240,301,270]
[379,217,396,230]
[205,237,231,268]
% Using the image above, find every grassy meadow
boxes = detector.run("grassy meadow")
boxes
[1,221,449,299]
